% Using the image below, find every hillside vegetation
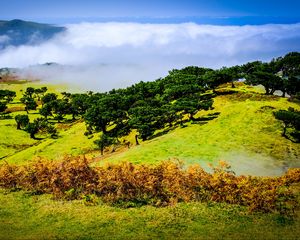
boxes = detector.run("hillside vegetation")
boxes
[99,89,299,175]
[0,81,299,176]
[0,52,300,239]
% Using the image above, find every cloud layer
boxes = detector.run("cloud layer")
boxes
[1,22,300,91]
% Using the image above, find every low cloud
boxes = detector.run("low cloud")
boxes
[1,22,300,91]
[0,35,10,45]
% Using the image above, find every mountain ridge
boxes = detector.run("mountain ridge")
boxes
[0,19,65,48]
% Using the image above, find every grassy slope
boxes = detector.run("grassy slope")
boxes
[1,82,300,176]
[99,91,300,176]
[0,82,99,163]
[1,189,299,240]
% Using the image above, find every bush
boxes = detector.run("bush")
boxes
[0,157,299,215]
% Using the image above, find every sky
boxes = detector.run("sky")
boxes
[1,0,300,24]
[0,1,300,91]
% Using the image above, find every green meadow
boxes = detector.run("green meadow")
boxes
[1,189,300,240]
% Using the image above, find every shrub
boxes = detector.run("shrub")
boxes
[0,157,299,215]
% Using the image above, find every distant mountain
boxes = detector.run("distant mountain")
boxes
[0,19,65,48]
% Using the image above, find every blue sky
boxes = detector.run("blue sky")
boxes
[1,0,300,24]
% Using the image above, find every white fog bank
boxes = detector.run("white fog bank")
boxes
[1,22,300,91]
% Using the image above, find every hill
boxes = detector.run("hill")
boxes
[1,81,299,176]
[98,88,300,176]
[0,19,65,48]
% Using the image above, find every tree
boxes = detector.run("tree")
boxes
[39,102,53,120]
[244,54,300,96]
[128,105,163,142]
[24,87,35,99]
[25,122,39,139]
[174,94,213,121]
[41,87,48,95]
[61,92,72,100]
[25,118,57,139]
[274,108,300,141]
[240,61,263,75]
[84,94,127,134]
[162,73,205,101]
[246,70,283,95]
[219,66,242,88]
[0,90,16,103]
[279,52,300,78]
[203,69,233,90]
[277,52,300,97]
[34,87,48,101]
[20,97,37,113]
[41,93,57,105]
[94,133,115,155]
[289,76,300,97]
[15,114,29,130]
[0,102,7,113]
[168,66,213,76]
[52,99,70,122]
[69,93,89,119]
[161,103,180,127]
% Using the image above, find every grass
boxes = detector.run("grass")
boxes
[0,81,69,98]
[98,93,300,176]
[0,81,100,163]
[2,121,100,164]
[1,189,299,240]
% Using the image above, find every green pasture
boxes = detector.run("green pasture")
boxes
[1,189,299,240]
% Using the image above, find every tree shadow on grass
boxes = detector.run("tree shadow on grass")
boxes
[150,112,220,140]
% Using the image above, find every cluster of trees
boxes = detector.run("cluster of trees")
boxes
[20,87,47,113]
[39,92,89,121]
[244,52,300,97]
[14,114,57,139]
[85,71,216,153]
[9,86,56,139]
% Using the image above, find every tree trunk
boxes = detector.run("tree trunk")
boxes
[270,88,276,95]
[231,81,235,88]
[135,134,139,145]
[265,87,270,95]
[101,147,104,155]
[282,123,287,137]
[30,132,35,139]
[102,125,107,134]
[189,114,195,121]
[281,91,286,97]
[17,123,20,130]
